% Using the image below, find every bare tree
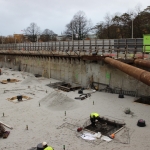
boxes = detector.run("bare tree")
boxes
[96,5,150,39]
[104,13,112,38]
[40,29,56,42]
[0,36,3,44]
[24,22,40,42]
[64,11,92,40]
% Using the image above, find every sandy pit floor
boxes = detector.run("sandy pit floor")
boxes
[0,68,150,150]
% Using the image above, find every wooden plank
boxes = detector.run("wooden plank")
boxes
[0,121,13,129]
[113,126,125,135]
[58,85,70,92]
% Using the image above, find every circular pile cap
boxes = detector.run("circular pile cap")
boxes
[137,119,146,127]
[118,94,124,98]
[78,89,83,94]
[37,143,43,150]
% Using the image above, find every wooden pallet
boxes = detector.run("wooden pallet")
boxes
[58,86,70,92]
[58,85,81,92]
[70,86,81,91]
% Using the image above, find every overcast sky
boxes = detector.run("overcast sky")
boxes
[0,0,149,36]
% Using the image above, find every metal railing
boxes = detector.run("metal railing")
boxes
[0,39,150,59]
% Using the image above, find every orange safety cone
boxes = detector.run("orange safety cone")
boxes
[110,133,115,139]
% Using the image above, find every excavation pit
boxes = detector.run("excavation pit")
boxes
[0,79,20,84]
[84,117,125,136]
[134,96,150,105]
[7,95,32,103]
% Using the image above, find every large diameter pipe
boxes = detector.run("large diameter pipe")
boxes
[104,57,150,86]
[134,59,150,68]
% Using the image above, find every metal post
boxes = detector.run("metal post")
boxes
[72,22,74,43]
[132,19,133,39]
[72,22,74,51]
[49,57,51,78]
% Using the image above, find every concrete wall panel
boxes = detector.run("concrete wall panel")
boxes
[0,55,150,96]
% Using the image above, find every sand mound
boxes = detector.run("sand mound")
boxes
[40,91,79,111]
[21,76,40,85]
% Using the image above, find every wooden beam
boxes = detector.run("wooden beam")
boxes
[0,121,13,129]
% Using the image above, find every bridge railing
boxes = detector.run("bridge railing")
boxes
[0,39,150,59]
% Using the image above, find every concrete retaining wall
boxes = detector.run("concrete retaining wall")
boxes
[0,55,149,96]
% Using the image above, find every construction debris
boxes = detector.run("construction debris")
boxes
[3,131,10,139]
[0,122,11,139]
[75,90,96,100]
[75,93,91,100]
[0,123,5,137]
[58,83,81,92]
[34,74,42,78]
[47,82,81,92]
[101,135,112,142]
[81,132,96,140]
[47,82,65,88]
[0,121,13,130]
[58,85,71,92]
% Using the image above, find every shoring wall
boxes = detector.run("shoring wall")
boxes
[0,55,149,96]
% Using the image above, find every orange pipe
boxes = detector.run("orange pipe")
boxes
[134,59,150,68]
[104,57,150,86]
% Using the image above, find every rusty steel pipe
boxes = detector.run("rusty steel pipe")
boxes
[134,59,150,68]
[104,57,150,86]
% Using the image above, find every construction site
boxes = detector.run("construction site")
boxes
[0,38,150,150]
